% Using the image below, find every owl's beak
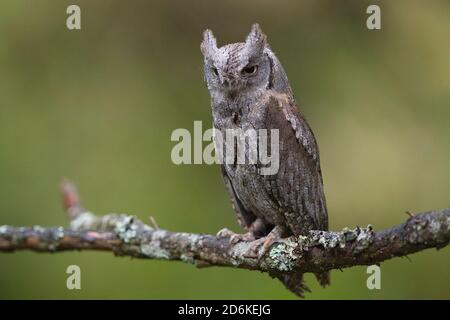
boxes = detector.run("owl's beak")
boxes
[222,83,239,99]
[220,76,238,89]
[221,79,239,98]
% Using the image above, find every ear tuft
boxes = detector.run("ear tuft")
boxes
[200,29,218,58]
[245,23,267,56]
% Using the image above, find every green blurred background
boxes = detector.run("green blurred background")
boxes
[0,0,449,299]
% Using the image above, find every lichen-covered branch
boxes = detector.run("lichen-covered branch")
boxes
[0,182,449,279]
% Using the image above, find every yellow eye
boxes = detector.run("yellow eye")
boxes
[242,65,258,75]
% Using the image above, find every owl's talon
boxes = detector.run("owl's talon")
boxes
[230,232,255,244]
[216,228,234,238]
[241,237,266,259]
[256,235,280,261]
[243,226,285,260]
[216,228,256,244]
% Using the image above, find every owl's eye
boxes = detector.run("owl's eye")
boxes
[242,65,258,75]
[212,67,219,76]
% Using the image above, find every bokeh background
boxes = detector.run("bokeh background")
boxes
[0,0,449,299]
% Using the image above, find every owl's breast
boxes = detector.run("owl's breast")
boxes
[213,96,289,227]
[225,163,281,226]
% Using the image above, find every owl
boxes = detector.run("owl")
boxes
[201,24,329,297]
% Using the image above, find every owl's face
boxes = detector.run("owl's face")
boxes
[201,24,271,99]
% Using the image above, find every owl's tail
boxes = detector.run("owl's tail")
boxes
[278,271,330,298]
[277,273,310,298]
[314,271,331,287]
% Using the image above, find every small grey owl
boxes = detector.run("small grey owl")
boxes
[201,24,329,297]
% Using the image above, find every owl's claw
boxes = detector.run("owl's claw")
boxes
[242,236,279,260]
[217,225,285,259]
[216,228,256,245]
[242,237,266,259]
[216,227,233,238]
[243,226,286,260]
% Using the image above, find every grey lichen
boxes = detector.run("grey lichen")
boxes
[414,220,428,231]
[53,227,65,241]
[30,226,66,251]
[228,242,249,267]
[0,225,10,235]
[140,241,170,259]
[312,231,345,249]
[180,253,196,264]
[32,225,45,233]
[229,257,240,267]
[263,239,298,272]
[429,219,442,236]
[182,233,201,252]
[354,225,374,253]
[114,215,138,243]
[306,225,374,253]
[342,227,358,241]
[408,220,428,244]
[297,235,310,250]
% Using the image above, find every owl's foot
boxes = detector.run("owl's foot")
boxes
[216,218,267,244]
[243,226,287,260]
[216,228,256,245]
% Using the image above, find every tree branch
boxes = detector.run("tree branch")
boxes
[0,182,449,285]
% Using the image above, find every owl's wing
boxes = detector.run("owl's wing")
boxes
[262,92,328,234]
[220,165,257,230]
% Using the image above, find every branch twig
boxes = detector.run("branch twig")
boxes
[0,182,449,282]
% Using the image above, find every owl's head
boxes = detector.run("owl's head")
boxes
[201,24,272,98]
